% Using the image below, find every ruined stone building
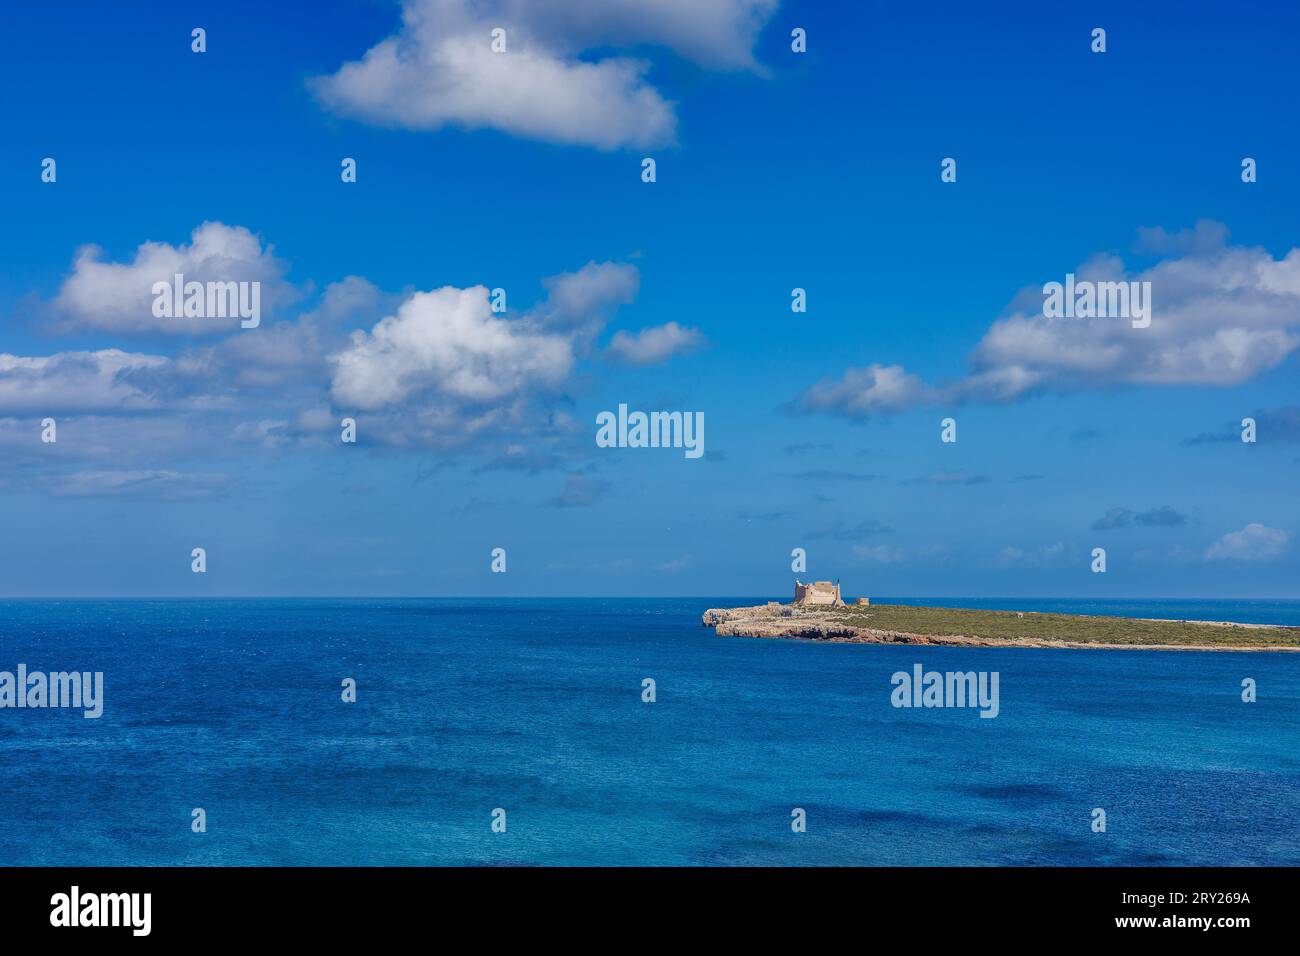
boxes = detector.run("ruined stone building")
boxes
[793,580,844,606]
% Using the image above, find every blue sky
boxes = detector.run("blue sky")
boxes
[1,0,1298,597]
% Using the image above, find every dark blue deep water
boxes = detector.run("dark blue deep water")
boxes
[2,598,1298,866]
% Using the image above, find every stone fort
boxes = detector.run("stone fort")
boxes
[793,580,844,606]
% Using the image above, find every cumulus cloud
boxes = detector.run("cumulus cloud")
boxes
[329,262,635,417]
[329,261,638,417]
[310,0,776,149]
[53,222,293,335]
[8,223,650,470]
[605,321,704,365]
[1204,523,1291,562]
[331,285,575,410]
[531,260,640,349]
[198,277,394,390]
[795,223,1300,418]
[795,363,931,417]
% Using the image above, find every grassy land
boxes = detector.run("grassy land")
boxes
[833,603,1300,648]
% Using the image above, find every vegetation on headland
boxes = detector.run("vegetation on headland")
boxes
[701,603,1300,650]
[842,604,1300,648]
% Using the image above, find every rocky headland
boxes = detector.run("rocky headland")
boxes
[701,602,1300,651]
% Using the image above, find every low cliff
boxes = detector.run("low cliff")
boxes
[701,603,1300,651]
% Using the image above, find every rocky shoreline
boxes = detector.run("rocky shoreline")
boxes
[701,603,1300,652]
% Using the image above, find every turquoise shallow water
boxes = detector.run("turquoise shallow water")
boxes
[1,597,1298,866]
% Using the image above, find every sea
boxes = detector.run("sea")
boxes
[2,597,1298,866]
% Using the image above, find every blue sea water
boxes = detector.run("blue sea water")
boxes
[1,597,1298,866]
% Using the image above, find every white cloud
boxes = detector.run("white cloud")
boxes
[967,242,1300,392]
[606,321,703,364]
[0,416,209,467]
[330,262,638,413]
[500,0,776,69]
[531,260,640,347]
[310,0,777,149]
[797,363,931,417]
[13,231,645,460]
[0,349,167,413]
[330,286,573,411]
[797,223,1300,417]
[53,222,293,335]
[1204,523,1291,562]
[49,469,231,499]
[198,277,392,389]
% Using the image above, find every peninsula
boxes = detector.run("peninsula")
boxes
[702,582,1300,651]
